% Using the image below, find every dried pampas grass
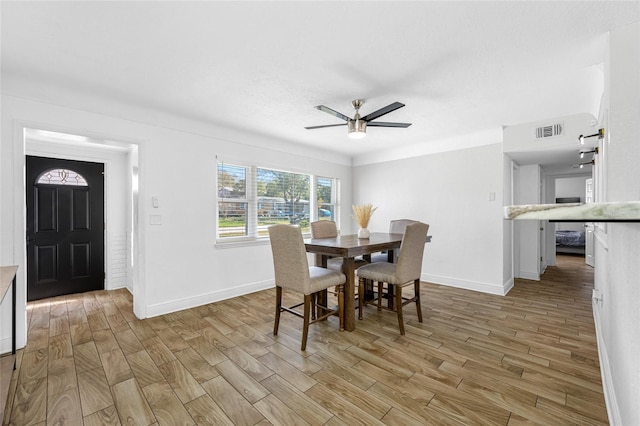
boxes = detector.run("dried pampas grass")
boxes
[352,204,377,228]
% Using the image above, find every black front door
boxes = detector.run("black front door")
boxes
[26,156,105,301]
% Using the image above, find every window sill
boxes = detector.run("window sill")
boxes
[215,231,312,249]
[215,238,271,249]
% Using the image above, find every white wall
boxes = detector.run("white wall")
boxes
[555,176,589,232]
[0,91,353,350]
[516,164,541,280]
[555,175,586,202]
[594,21,640,425]
[353,142,508,295]
[503,113,598,155]
[502,156,514,289]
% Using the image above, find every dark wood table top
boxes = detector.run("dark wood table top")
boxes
[304,232,404,257]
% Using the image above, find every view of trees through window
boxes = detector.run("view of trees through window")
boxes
[317,177,335,221]
[218,164,248,237]
[217,163,338,239]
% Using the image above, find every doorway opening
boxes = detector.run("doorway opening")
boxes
[23,128,141,311]
[551,174,593,267]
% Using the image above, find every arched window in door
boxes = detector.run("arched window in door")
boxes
[37,168,88,186]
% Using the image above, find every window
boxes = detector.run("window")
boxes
[217,163,249,238]
[257,168,310,235]
[37,168,88,186]
[217,162,339,241]
[316,176,338,222]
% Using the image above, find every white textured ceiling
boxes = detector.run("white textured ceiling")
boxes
[2,1,639,161]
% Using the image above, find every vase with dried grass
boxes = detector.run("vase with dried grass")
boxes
[352,204,377,239]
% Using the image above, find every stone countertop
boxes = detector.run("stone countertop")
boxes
[1,265,18,304]
[504,201,640,221]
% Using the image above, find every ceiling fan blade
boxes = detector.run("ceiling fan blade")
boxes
[361,102,405,122]
[366,121,412,128]
[315,105,351,122]
[304,123,348,130]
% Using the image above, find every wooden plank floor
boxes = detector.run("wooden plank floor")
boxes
[3,254,607,425]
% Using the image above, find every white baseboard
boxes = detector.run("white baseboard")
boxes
[592,299,620,425]
[518,270,540,281]
[0,337,11,355]
[503,277,514,294]
[145,279,274,318]
[421,273,507,296]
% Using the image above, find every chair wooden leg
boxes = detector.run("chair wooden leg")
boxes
[395,284,405,335]
[358,277,364,320]
[302,294,312,351]
[387,284,395,311]
[414,279,423,323]
[311,292,316,321]
[377,281,383,311]
[338,284,345,331]
[364,279,374,300]
[274,286,282,336]
[317,289,328,321]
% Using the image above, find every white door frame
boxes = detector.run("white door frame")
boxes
[11,121,147,348]
[585,178,595,267]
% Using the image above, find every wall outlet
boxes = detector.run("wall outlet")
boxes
[592,289,603,306]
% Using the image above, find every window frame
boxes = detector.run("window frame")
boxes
[36,168,89,186]
[315,175,339,224]
[216,161,340,244]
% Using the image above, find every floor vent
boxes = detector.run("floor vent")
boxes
[535,122,563,139]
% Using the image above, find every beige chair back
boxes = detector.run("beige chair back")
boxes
[389,219,419,234]
[395,222,429,283]
[268,225,313,293]
[310,220,338,239]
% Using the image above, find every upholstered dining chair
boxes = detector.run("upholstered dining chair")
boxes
[310,220,368,319]
[268,224,346,350]
[356,222,429,335]
[310,220,369,269]
[309,220,342,271]
[369,219,420,263]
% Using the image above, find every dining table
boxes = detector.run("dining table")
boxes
[304,232,405,332]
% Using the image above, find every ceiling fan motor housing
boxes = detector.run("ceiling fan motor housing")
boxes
[348,118,366,138]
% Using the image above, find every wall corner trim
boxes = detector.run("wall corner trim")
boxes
[593,299,620,425]
[421,273,507,296]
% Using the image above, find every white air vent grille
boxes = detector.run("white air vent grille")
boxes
[535,123,563,139]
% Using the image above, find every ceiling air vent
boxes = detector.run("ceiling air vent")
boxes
[535,122,563,139]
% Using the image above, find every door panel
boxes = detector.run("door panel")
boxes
[26,156,105,301]
[36,187,58,232]
[72,189,91,230]
[35,245,58,282]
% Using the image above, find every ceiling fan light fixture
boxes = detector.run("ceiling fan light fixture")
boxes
[306,99,410,137]
[348,119,367,139]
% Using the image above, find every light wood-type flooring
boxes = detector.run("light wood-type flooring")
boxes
[2,254,607,425]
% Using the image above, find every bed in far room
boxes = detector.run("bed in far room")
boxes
[555,196,585,255]
[555,229,586,254]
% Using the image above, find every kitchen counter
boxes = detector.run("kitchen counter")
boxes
[504,201,640,222]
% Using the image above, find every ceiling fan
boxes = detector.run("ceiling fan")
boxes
[305,99,412,139]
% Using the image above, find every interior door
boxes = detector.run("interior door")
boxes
[26,156,105,301]
[585,178,595,267]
